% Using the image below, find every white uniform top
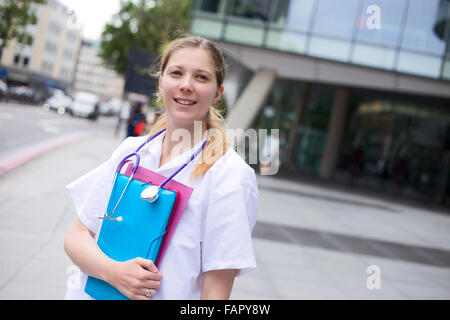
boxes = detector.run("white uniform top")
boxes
[64,132,258,300]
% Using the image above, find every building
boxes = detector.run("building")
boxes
[72,39,124,100]
[0,0,82,91]
[190,0,450,207]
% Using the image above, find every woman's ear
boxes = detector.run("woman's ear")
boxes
[159,77,162,90]
[212,85,224,105]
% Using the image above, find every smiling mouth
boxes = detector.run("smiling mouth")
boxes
[174,98,197,106]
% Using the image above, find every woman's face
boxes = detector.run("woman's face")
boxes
[159,47,223,128]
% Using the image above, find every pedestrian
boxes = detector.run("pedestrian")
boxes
[126,101,146,137]
[63,36,258,300]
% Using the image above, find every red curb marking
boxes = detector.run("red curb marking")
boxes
[0,129,112,177]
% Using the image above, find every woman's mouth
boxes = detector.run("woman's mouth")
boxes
[174,98,197,107]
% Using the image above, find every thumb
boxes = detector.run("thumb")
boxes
[135,257,158,273]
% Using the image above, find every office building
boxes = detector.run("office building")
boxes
[0,0,82,91]
[72,39,124,100]
[190,0,450,206]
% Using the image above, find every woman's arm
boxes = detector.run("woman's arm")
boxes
[201,269,237,300]
[64,218,162,300]
[64,218,114,282]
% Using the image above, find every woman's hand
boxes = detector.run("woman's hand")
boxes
[107,257,163,300]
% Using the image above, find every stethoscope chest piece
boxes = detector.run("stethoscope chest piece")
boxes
[141,185,160,202]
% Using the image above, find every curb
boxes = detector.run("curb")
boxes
[256,175,401,213]
[0,129,113,177]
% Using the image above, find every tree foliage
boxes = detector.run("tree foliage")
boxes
[99,0,193,76]
[0,0,46,59]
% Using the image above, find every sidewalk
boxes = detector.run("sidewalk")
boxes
[0,132,449,299]
[234,177,450,299]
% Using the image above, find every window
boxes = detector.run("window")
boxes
[195,0,228,15]
[230,0,271,22]
[45,41,57,53]
[396,51,442,78]
[401,0,446,55]
[308,0,359,61]
[352,43,396,69]
[270,0,315,31]
[351,0,405,70]
[41,61,54,74]
[49,21,61,35]
[311,0,359,38]
[443,59,450,80]
[355,0,406,46]
[266,30,307,54]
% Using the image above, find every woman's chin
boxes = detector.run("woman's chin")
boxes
[168,111,208,127]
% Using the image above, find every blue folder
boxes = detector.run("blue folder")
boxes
[84,173,177,300]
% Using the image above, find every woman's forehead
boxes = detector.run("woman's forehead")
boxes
[166,47,215,72]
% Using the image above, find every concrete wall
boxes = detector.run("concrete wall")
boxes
[221,42,450,99]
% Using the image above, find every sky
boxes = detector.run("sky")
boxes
[59,0,122,41]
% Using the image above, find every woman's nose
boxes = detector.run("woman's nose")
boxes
[179,76,193,92]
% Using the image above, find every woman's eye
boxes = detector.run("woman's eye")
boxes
[197,74,208,80]
[171,71,181,76]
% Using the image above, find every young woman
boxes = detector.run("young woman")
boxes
[64,36,258,300]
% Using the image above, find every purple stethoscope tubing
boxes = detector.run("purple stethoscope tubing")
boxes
[99,129,206,221]
[115,128,206,187]
[114,128,165,176]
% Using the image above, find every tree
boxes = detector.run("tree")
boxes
[0,0,46,62]
[99,0,193,76]
[98,1,138,76]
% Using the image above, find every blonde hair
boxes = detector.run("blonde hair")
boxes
[148,36,228,178]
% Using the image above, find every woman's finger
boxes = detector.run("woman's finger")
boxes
[134,258,158,273]
[140,288,155,300]
[139,280,161,290]
[142,271,163,281]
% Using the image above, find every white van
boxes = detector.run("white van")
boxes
[69,91,99,119]
[42,90,72,114]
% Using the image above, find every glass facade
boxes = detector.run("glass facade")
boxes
[248,75,450,205]
[192,0,450,80]
[338,90,450,203]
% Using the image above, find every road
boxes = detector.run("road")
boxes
[0,101,120,175]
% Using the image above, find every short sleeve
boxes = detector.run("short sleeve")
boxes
[65,160,113,234]
[65,137,138,233]
[201,185,258,277]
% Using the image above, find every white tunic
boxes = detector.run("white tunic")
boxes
[64,132,258,300]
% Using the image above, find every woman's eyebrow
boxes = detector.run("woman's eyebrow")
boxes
[196,69,212,77]
[168,65,212,76]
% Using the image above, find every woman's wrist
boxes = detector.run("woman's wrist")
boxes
[103,259,119,285]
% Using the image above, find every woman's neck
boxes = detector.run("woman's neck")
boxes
[159,119,207,167]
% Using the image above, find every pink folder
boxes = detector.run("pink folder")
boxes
[124,162,193,268]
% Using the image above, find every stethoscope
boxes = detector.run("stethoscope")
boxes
[98,129,207,221]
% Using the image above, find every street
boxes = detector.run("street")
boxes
[0,102,450,299]
[0,102,117,159]
[0,101,120,176]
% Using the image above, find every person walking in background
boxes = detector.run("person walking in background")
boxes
[126,101,147,137]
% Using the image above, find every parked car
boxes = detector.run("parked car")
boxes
[42,90,72,115]
[69,91,100,120]
[7,85,35,102]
